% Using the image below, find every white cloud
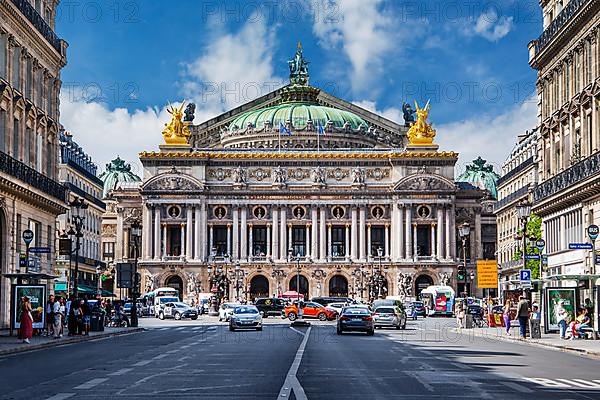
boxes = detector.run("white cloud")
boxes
[352,100,404,124]
[465,10,514,42]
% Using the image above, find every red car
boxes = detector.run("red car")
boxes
[284,302,337,321]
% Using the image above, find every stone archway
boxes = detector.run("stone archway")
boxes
[415,274,434,298]
[289,275,309,299]
[250,275,269,300]
[165,275,184,300]
[328,275,348,297]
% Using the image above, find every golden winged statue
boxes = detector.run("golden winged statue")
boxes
[162,101,191,146]
[407,100,437,146]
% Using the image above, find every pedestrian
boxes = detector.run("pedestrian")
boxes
[455,302,465,329]
[516,296,530,340]
[82,298,91,336]
[52,296,62,339]
[58,298,66,337]
[503,300,512,336]
[555,299,569,339]
[45,294,55,337]
[72,300,83,335]
[530,304,541,321]
[17,296,33,344]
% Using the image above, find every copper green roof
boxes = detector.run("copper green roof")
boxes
[457,157,500,199]
[98,157,141,198]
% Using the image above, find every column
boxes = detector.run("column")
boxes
[560,214,566,250]
[351,207,358,260]
[240,207,248,260]
[327,223,332,260]
[248,223,253,260]
[320,208,327,262]
[142,204,151,260]
[194,206,201,260]
[123,228,130,260]
[367,224,372,259]
[162,223,167,257]
[266,223,271,259]
[345,223,350,260]
[226,223,232,257]
[288,223,293,256]
[306,223,311,258]
[201,203,208,261]
[431,223,436,258]
[209,224,214,255]
[412,223,418,257]
[405,205,412,259]
[280,208,287,259]
[475,212,483,259]
[398,204,404,260]
[390,204,397,261]
[232,208,239,259]
[272,209,279,261]
[437,206,443,260]
[154,207,161,260]
[186,206,193,259]
[445,206,452,260]
[359,207,366,261]
[180,223,185,258]
[116,211,124,260]
[384,224,390,259]
[311,208,318,260]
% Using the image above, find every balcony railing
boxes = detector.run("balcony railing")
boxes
[534,0,589,54]
[534,152,600,202]
[497,157,533,186]
[0,151,66,202]
[495,184,530,211]
[11,0,62,53]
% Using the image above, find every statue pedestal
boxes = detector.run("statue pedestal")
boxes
[405,144,439,153]
[159,143,192,153]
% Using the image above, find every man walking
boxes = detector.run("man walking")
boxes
[516,296,530,340]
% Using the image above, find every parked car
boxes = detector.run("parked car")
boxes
[325,302,348,315]
[157,302,198,320]
[229,305,263,331]
[337,306,375,335]
[123,302,142,318]
[219,303,240,322]
[284,302,337,321]
[373,306,406,330]
[311,297,355,307]
[409,301,426,318]
[254,298,287,318]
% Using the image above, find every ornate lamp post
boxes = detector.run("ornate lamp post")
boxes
[271,265,285,298]
[458,222,471,297]
[228,262,246,302]
[515,199,532,295]
[67,197,87,300]
[130,220,142,327]
[352,265,368,302]
[374,246,387,299]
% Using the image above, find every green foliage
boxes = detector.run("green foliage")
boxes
[512,214,543,279]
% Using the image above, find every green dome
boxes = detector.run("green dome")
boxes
[229,102,367,133]
[457,157,500,199]
[98,157,141,198]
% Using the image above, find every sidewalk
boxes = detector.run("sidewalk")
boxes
[454,324,600,358]
[0,327,143,356]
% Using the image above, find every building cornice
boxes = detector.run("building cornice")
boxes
[139,150,459,160]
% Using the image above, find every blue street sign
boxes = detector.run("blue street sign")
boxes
[569,243,593,250]
[29,247,51,253]
[520,269,532,282]
[525,254,540,260]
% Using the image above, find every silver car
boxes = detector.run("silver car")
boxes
[229,305,263,331]
[373,306,406,330]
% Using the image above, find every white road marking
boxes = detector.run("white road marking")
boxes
[166,349,178,354]
[133,360,152,367]
[108,368,132,376]
[153,354,169,360]
[278,326,311,400]
[74,378,108,390]
[192,326,204,331]
[45,394,75,400]
[289,327,306,336]
[502,381,533,393]
[175,327,186,330]
[405,371,434,392]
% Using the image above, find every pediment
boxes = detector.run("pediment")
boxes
[394,173,456,192]
[142,167,204,192]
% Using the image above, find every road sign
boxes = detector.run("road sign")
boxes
[476,260,498,289]
[22,229,34,245]
[29,247,51,253]
[542,254,548,265]
[535,239,545,251]
[525,254,540,260]
[596,255,600,264]
[520,269,531,282]
[569,243,593,250]
[587,225,599,241]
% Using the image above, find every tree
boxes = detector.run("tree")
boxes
[513,214,543,279]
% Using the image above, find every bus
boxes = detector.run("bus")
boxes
[420,285,455,317]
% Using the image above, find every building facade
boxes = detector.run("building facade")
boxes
[528,0,600,301]
[0,0,68,327]
[56,131,105,297]
[128,48,491,303]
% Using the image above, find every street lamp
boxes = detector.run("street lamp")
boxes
[67,197,87,300]
[271,265,285,297]
[352,266,368,301]
[130,219,142,327]
[515,199,532,294]
[229,262,245,302]
[289,247,302,302]
[458,222,471,297]
[374,246,387,299]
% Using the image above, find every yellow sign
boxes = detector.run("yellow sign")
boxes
[476,260,498,289]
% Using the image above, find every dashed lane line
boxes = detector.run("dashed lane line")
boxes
[133,360,152,367]
[278,326,311,400]
[501,382,533,393]
[74,378,108,390]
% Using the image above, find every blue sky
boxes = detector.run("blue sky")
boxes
[56,0,542,174]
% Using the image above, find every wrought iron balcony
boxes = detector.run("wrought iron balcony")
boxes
[495,184,530,212]
[0,151,66,202]
[10,0,62,53]
[534,152,600,202]
[534,0,589,54]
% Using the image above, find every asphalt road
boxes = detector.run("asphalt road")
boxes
[0,316,599,400]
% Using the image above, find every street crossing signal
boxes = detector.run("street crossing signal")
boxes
[457,265,466,282]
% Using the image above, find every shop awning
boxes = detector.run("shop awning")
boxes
[1,272,59,280]
[76,284,116,297]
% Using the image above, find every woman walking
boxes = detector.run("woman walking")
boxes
[503,300,512,336]
[17,296,33,344]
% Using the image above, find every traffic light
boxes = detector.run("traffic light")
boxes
[457,265,466,282]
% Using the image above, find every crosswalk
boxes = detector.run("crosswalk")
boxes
[145,326,219,332]
[525,377,600,390]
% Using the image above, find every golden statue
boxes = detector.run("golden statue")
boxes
[407,100,437,146]
[162,101,191,146]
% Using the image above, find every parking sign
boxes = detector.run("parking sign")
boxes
[520,269,532,286]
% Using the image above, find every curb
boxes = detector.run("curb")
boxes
[0,328,144,356]
[451,328,600,359]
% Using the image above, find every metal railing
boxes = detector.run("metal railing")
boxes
[534,0,589,54]
[11,0,62,53]
[495,185,530,211]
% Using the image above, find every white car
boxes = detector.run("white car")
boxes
[229,305,263,331]
[218,303,240,322]
[325,302,348,315]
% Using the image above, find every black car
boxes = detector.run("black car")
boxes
[311,297,355,307]
[254,298,287,318]
[337,306,374,335]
